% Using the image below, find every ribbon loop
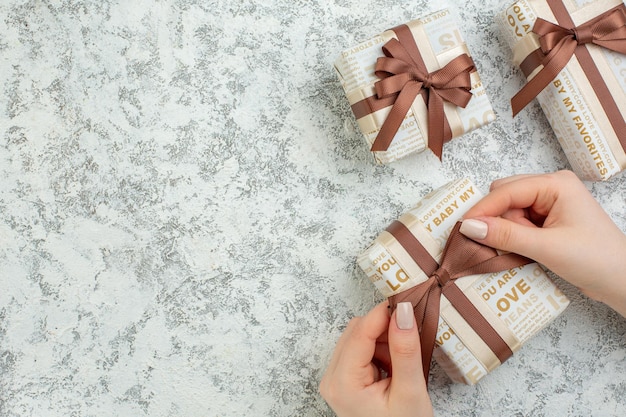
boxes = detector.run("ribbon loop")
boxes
[369,26,476,159]
[387,221,532,384]
[512,7,626,116]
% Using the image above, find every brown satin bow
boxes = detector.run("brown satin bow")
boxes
[387,221,532,383]
[371,38,475,159]
[512,7,626,116]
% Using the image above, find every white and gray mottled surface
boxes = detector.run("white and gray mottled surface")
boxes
[1,0,626,416]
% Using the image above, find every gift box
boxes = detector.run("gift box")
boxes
[357,178,569,385]
[498,0,626,181]
[334,9,495,164]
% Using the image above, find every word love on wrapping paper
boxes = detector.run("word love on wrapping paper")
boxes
[350,24,476,160]
[386,221,532,384]
[511,1,626,152]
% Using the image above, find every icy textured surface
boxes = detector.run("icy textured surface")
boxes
[1,0,625,416]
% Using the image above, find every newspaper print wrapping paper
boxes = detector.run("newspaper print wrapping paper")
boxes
[358,178,569,384]
[498,0,626,181]
[335,9,495,164]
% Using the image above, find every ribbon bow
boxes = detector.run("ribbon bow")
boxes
[512,7,626,116]
[371,37,475,159]
[388,221,532,383]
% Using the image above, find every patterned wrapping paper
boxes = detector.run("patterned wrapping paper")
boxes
[498,0,626,181]
[357,178,569,385]
[334,9,495,165]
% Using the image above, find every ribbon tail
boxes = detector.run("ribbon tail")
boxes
[371,82,423,152]
[388,279,439,384]
[511,37,577,116]
[419,285,441,383]
[426,90,448,160]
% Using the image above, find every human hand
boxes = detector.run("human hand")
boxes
[459,170,626,316]
[319,301,433,417]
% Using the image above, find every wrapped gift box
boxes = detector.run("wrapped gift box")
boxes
[357,178,569,384]
[334,9,495,164]
[498,0,626,181]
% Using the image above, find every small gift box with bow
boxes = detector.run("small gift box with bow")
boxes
[334,9,495,164]
[357,178,569,385]
[499,0,626,181]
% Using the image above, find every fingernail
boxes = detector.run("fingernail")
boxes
[460,219,488,240]
[396,302,414,330]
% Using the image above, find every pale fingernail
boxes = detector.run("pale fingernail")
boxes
[460,219,488,240]
[396,302,414,330]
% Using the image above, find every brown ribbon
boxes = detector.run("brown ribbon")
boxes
[351,24,475,160]
[519,48,546,78]
[511,2,626,120]
[387,221,532,383]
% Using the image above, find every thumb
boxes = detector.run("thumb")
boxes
[459,217,546,261]
[388,302,428,396]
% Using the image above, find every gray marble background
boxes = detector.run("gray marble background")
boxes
[2,0,626,416]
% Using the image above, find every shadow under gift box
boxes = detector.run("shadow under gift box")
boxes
[357,178,569,385]
[498,0,626,181]
[334,9,495,165]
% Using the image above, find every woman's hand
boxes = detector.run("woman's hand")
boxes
[460,170,626,316]
[319,301,433,417]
